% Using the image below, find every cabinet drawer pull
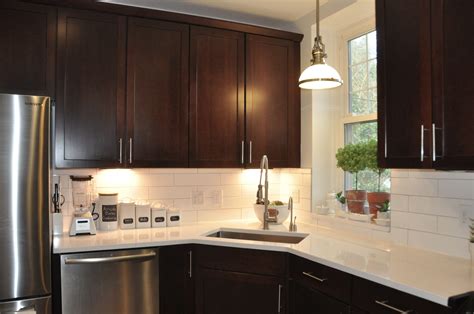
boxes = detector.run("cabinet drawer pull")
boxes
[249,141,252,164]
[375,300,413,313]
[129,138,133,164]
[241,140,245,164]
[302,271,327,283]
[277,284,283,313]
[432,123,436,162]
[188,250,192,278]
[119,138,123,164]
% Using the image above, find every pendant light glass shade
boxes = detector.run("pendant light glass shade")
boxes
[299,63,343,89]
[299,0,343,90]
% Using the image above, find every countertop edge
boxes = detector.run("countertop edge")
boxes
[53,233,472,307]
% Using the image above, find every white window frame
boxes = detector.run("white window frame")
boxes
[335,17,377,191]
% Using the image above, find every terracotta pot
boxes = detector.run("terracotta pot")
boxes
[345,190,367,214]
[367,192,391,219]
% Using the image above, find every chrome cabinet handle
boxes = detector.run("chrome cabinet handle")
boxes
[249,141,252,164]
[420,125,429,162]
[420,124,424,162]
[432,123,436,162]
[65,251,156,264]
[375,300,413,313]
[241,140,245,164]
[302,271,327,282]
[277,284,283,313]
[129,138,133,164]
[188,250,192,278]
[119,138,123,164]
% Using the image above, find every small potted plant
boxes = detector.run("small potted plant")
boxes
[366,140,390,219]
[377,200,390,219]
[335,191,347,217]
[336,142,368,214]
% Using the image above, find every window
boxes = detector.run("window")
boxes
[343,31,390,193]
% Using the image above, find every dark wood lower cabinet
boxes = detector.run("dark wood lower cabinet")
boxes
[196,268,285,314]
[290,280,350,314]
[159,245,194,314]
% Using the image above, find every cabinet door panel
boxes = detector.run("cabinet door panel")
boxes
[0,1,56,96]
[189,26,244,167]
[196,268,285,314]
[56,8,125,168]
[246,34,300,168]
[160,245,194,314]
[432,0,474,169]
[291,281,350,314]
[376,0,432,168]
[127,18,189,167]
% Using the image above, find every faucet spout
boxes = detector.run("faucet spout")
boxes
[257,155,271,230]
[289,197,297,232]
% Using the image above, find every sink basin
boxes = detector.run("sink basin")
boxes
[205,228,308,244]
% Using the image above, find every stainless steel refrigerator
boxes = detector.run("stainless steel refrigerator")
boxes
[0,94,51,313]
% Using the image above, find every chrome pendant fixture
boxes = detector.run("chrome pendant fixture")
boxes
[299,0,343,90]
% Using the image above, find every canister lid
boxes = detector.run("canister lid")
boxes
[99,193,118,196]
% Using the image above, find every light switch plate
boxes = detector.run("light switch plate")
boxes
[192,190,204,206]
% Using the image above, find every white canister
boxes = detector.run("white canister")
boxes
[97,193,118,231]
[136,202,151,229]
[151,207,167,228]
[167,208,181,227]
[119,202,136,229]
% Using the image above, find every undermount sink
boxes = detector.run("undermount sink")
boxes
[205,228,308,244]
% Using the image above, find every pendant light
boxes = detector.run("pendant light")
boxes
[299,0,343,90]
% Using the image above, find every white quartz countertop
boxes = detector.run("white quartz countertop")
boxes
[53,220,474,307]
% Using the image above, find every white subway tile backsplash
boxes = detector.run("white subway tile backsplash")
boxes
[197,209,242,222]
[391,178,438,196]
[54,168,311,228]
[140,174,174,187]
[389,169,474,259]
[407,230,470,259]
[390,195,409,212]
[149,186,193,199]
[174,174,221,186]
[409,196,474,218]
[437,216,470,239]
[438,180,474,199]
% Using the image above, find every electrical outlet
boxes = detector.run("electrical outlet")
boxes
[291,189,300,203]
[210,190,223,205]
[192,190,204,206]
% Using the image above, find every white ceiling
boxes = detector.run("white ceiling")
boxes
[99,0,330,27]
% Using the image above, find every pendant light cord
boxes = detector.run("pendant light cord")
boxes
[316,0,320,38]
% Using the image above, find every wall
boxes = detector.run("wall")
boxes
[55,168,311,229]
[390,169,474,259]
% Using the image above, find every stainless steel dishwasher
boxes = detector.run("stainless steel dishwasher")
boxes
[60,248,159,314]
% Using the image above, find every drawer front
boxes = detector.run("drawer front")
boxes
[196,245,287,277]
[290,255,351,303]
[352,276,451,314]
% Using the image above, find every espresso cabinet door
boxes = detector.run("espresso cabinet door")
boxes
[189,26,245,167]
[55,8,126,168]
[290,280,350,314]
[160,245,194,314]
[0,1,56,96]
[127,18,189,167]
[376,0,432,169]
[431,0,474,169]
[246,34,300,168]
[195,268,285,314]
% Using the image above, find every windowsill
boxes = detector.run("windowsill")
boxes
[310,212,391,233]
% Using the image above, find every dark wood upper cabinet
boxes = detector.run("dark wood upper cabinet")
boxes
[246,34,300,168]
[378,0,474,170]
[377,0,432,169]
[189,26,245,168]
[126,18,189,167]
[55,8,126,168]
[0,1,56,96]
[431,0,474,169]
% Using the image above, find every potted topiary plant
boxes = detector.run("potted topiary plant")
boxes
[335,142,369,214]
[366,140,390,219]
